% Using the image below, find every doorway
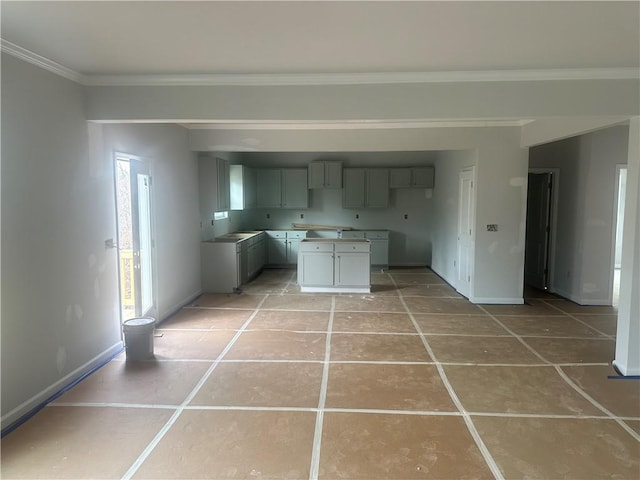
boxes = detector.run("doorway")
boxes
[457,167,475,298]
[114,153,156,321]
[525,172,554,291]
[611,166,627,306]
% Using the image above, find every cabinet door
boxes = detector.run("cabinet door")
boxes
[342,168,366,208]
[335,253,370,286]
[298,252,334,286]
[198,156,218,219]
[308,162,325,189]
[282,169,308,208]
[287,238,300,264]
[389,168,411,188]
[369,240,389,266]
[267,238,287,264]
[366,169,389,208]
[325,161,343,188]
[256,169,282,208]
[412,167,434,188]
[216,158,230,211]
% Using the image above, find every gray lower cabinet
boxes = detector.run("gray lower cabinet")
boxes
[341,230,389,267]
[298,239,371,293]
[266,230,305,265]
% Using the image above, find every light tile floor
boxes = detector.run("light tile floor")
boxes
[2,268,639,479]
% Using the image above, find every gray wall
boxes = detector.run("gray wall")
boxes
[1,55,201,429]
[529,125,629,304]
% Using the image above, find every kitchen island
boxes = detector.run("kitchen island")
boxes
[297,238,371,293]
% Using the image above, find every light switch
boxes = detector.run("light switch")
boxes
[487,224,498,232]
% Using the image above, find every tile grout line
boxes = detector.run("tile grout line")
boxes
[476,305,553,365]
[553,366,640,442]
[308,295,335,480]
[539,299,616,339]
[46,402,640,422]
[120,294,269,480]
[280,269,297,295]
[390,278,505,480]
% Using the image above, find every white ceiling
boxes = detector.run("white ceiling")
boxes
[2,1,639,78]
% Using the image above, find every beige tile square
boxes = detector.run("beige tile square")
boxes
[326,364,456,411]
[481,299,561,316]
[560,365,640,417]
[331,333,431,362]
[190,362,322,407]
[524,337,616,364]
[1,406,171,479]
[403,297,485,314]
[332,312,417,333]
[191,293,266,309]
[444,365,602,415]
[370,272,394,285]
[56,360,210,405]
[545,299,618,315]
[413,314,508,335]
[225,330,326,360]
[625,420,640,434]
[153,329,237,360]
[133,410,315,479]
[426,336,543,364]
[160,308,253,330]
[261,294,333,311]
[497,315,606,338]
[572,314,618,336]
[398,284,461,297]
[390,272,446,285]
[472,417,640,479]
[319,413,493,479]
[334,295,406,312]
[248,309,329,331]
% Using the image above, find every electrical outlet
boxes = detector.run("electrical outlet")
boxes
[404,214,408,220]
[266,213,270,219]
[486,224,498,232]
[300,213,304,219]
[355,214,359,219]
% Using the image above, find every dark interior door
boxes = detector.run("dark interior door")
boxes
[525,172,552,290]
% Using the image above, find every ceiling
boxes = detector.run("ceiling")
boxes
[1,1,639,78]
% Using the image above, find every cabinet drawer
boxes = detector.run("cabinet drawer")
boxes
[299,242,334,252]
[335,242,370,253]
[287,231,307,239]
[364,231,389,239]
[266,230,287,239]
[340,231,365,239]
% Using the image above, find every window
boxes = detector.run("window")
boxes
[214,211,229,221]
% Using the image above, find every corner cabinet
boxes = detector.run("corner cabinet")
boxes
[342,168,389,208]
[298,239,371,293]
[389,167,434,188]
[199,156,230,219]
[308,161,342,188]
[256,168,308,208]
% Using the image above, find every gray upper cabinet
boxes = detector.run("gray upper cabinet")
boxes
[199,156,230,217]
[390,167,434,188]
[343,168,389,208]
[308,161,342,188]
[256,168,308,209]
[229,164,256,210]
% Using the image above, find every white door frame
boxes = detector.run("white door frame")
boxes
[610,164,627,305]
[528,167,560,292]
[113,152,158,323]
[457,166,476,299]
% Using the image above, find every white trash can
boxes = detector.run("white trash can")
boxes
[123,317,156,360]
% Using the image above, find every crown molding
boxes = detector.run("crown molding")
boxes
[3,39,638,87]
[181,119,532,130]
[1,39,86,84]
[85,68,639,86]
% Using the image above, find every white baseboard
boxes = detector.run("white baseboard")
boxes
[1,341,123,432]
[612,360,640,376]
[552,288,611,306]
[158,289,202,323]
[470,297,525,305]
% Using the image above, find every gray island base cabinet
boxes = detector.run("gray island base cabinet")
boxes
[297,239,371,293]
